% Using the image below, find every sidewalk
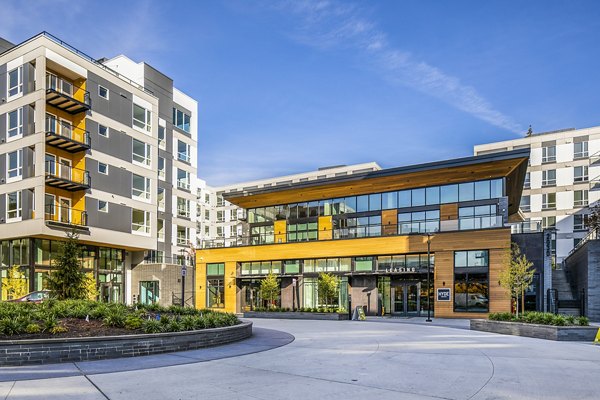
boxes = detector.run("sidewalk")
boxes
[364,316,471,329]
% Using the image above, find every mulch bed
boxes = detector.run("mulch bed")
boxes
[0,318,142,340]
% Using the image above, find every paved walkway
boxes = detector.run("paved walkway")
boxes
[1,318,599,399]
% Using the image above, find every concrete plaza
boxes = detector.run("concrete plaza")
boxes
[1,318,599,399]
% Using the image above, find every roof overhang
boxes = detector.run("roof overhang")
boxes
[224,149,530,217]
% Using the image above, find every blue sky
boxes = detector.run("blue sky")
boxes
[2,0,600,185]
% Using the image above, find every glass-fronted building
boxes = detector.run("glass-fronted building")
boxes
[195,149,529,318]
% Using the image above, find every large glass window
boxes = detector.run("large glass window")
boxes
[454,250,489,312]
[177,197,190,218]
[542,145,556,163]
[177,168,190,190]
[7,107,23,139]
[398,210,439,234]
[177,225,190,245]
[177,140,190,163]
[574,140,588,159]
[441,184,458,203]
[542,193,556,210]
[574,166,588,183]
[207,278,224,308]
[381,192,397,209]
[172,107,191,133]
[573,214,589,231]
[8,66,23,98]
[574,190,588,207]
[131,209,150,235]
[458,205,500,230]
[355,257,374,272]
[7,149,23,181]
[459,182,474,202]
[542,170,556,186]
[133,103,152,132]
[132,139,151,166]
[6,191,22,221]
[132,174,151,201]
[139,281,159,305]
[288,222,318,242]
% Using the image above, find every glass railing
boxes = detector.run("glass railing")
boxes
[44,204,87,227]
[458,215,503,231]
[510,221,542,234]
[45,160,90,187]
[177,152,190,163]
[45,116,90,146]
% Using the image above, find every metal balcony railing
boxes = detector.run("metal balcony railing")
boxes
[45,160,91,191]
[46,73,91,114]
[45,116,91,152]
[510,221,542,234]
[44,204,87,227]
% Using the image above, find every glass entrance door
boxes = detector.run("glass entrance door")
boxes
[392,282,420,316]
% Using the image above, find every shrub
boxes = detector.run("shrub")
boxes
[180,315,197,331]
[142,319,162,334]
[50,325,68,334]
[124,316,143,330]
[578,316,590,326]
[166,319,183,332]
[25,323,41,334]
[103,310,127,328]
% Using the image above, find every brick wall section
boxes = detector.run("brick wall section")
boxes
[0,322,252,366]
[470,319,598,341]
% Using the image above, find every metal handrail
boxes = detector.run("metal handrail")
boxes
[46,73,90,105]
[567,228,599,258]
[45,160,90,186]
[45,116,91,146]
[44,204,87,226]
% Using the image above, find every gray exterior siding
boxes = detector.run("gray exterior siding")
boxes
[23,146,35,179]
[23,104,35,137]
[87,119,132,163]
[142,64,173,120]
[0,63,6,102]
[23,62,35,95]
[21,188,33,220]
[87,158,132,198]
[564,240,600,321]
[87,71,133,127]
[0,112,5,142]
[0,153,5,185]
[0,193,5,223]
[86,198,131,233]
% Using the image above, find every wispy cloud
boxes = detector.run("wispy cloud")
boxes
[277,0,523,133]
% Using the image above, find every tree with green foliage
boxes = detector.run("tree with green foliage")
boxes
[46,232,87,300]
[83,272,99,301]
[3,265,28,300]
[500,242,535,317]
[260,272,280,309]
[317,272,340,310]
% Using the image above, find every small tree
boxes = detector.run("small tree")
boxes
[83,272,99,300]
[499,242,535,317]
[260,272,279,309]
[3,265,28,300]
[317,272,339,310]
[46,232,86,300]
[586,202,600,232]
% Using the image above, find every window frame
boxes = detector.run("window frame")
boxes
[98,162,108,175]
[7,107,24,141]
[132,103,152,133]
[6,149,23,182]
[6,191,22,222]
[98,200,109,213]
[131,209,151,236]
[132,139,151,167]
[98,85,109,100]
[7,66,23,99]
[132,173,151,202]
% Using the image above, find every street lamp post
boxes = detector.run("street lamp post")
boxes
[426,233,433,322]
[179,248,187,307]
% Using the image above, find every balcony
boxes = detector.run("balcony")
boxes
[45,161,90,191]
[46,73,91,114]
[45,204,88,230]
[45,116,91,153]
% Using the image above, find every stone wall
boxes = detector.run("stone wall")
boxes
[0,322,252,366]
[470,319,597,341]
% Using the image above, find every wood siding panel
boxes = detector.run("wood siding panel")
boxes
[381,210,398,236]
[274,220,287,244]
[440,203,458,221]
[318,216,332,240]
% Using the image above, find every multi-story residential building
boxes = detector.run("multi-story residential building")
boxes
[195,149,529,318]
[475,126,600,264]
[196,163,382,249]
[0,32,197,306]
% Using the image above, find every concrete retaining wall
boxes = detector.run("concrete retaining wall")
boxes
[0,322,252,366]
[470,319,598,341]
[244,312,348,320]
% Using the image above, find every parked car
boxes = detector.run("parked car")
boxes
[7,290,51,303]
[454,293,488,309]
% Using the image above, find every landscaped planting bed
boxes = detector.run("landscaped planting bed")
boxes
[243,307,349,320]
[0,300,240,339]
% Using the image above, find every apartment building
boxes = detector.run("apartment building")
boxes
[196,163,382,249]
[0,32,197,306]
[195,150,529,317]
[475,126,600,264]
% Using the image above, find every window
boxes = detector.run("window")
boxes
[542,193,556,210]
[524,172,530,189]
[177,168,190,190]
[454,250,489,313]
[98,85,109,99]
[98,162,108,175]
[574,214,589,231]
[173,107,191,133]
[204,209,210,220]
[382,191,398,209]
[157,187,165,211]
[158,126,166,149]
[574,166,588,183]
[177,140,190,163]
[132,139,151,166]
[216,196,225,207]
[574,190,588,207]
[398,210,439,234]
[177,197,190,218]
[542,145,556,163]
[133,103,152,132]
[7,66,23,98]
[355,256,374,272]
[177,225,190,246]
[207,277,224,308]
[7,149,23,182]
[158,157,165,180]
[98,200,109,213]
[45,194,55,219]
[139,281,159,305]
[574,140,588,159]
[132,174,151,201]
[98,124,109,137]
[287,222,318,242]
[230,209,237,221]
[7,107,23,139]
[458,205,500,230]
[542,216,556,229]
[520,195,531,212]
[132,209,150,235]
[217,226,223,237]
[217,210,224,222]
[6,191,22,221]
[157,219,165,241]
[542,170,556,186]
[459,182,475,202]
